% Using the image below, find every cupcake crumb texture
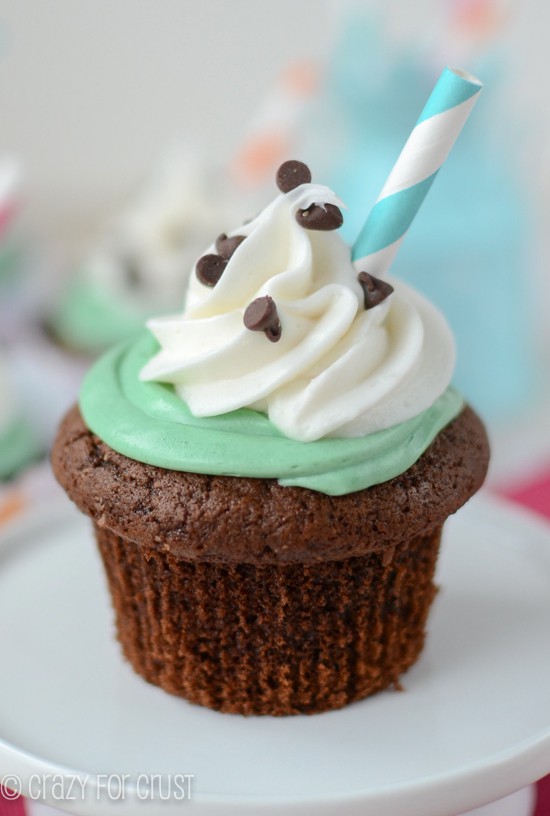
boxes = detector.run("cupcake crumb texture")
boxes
[52,404,489,564]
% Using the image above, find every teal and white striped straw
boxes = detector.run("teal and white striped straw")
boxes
[352,67,483,275]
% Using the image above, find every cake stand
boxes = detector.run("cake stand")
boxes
[0,492,549,816]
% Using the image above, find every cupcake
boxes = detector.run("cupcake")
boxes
[52,160,489,716]
[0,350,40,481]
[49,152,231,355]
[0,157,26,291]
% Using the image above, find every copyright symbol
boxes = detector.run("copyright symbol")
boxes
[1,775,21,798]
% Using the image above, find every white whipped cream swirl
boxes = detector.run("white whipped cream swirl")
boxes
[141,183,455,442]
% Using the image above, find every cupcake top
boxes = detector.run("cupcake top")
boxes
[141,160,455,443]
[80,161,463,495]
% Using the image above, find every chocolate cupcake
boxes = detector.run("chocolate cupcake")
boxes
[52,161,489,715]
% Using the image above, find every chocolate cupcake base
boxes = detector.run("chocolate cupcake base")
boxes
[95,523,441,716]
[52,404,489,716]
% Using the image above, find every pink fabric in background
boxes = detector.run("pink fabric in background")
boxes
[500,470,550,521]
[537,773,550,816]
[496,465,550,814]
[0,789,25,816]
[0,781,549,814]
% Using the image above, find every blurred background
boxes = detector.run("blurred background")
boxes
[1,0,549,516]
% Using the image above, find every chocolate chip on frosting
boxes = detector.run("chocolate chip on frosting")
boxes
[357,272,394,309]
[195,254,227,287]
[276,160,312,193]
[243,295,281,342]
[215,233,246,260]
[296,203,343,231]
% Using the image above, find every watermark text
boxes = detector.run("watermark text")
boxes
[1,773,194,802]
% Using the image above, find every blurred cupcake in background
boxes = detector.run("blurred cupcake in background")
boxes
[0,154,59,342]
[0,156,27,295]
[0,153,85,454]
[2,150,237,453]
[231,60,320,198]
[0,348,41,481]
[48,150,232,356]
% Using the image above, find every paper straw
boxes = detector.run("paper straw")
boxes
[352,66,483,275]
[231,61,318,188]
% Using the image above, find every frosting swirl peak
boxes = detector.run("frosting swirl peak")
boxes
[140,179,455,442]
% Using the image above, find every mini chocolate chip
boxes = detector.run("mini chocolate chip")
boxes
[264,322,282,343]
[195,254,227,287]
[243,295,278,330]
[276,160,312,193]
[215,233,246,260]
[295,203,343,231]
[357,272,394,309]
[243,295,281,343]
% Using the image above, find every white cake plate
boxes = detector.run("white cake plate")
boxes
[0,492,549,816]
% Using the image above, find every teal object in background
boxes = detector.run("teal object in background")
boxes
[308,13,536,422]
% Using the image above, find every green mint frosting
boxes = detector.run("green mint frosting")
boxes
[52,276,144,353]
[79,331,464,496]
